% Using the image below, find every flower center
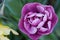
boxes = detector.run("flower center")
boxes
[27,12,44,26]
[24,11,52,34]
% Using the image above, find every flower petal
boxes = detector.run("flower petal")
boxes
[39,27,48,32]
[49,11,52,20]
[32,18,40,26]
[28,27,37,34]
[27,13,36,18]
[36,13,44,17]
[37,21,44,28]
[18,18,29,35]
[30,18,33,22]
[37,5,44,12]
[43,14,47,22]
[10,29,19,35]
[48,21,51,30]
[22,3,41,17]
[0,36,9,40]
[24,22,30,31]
[44,10,49,17]
[24,22,37,34]
[3,29,10,35]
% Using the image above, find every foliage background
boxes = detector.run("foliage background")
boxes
[0,0,60,40]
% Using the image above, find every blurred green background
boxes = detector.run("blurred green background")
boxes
[0,0,60,40]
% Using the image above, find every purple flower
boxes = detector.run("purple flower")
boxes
[18,2,58,40]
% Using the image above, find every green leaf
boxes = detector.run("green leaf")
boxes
[3,6,18,30]
[54,0,60,13]
[55,9,60,37]
[26,0,48,4]
[4,0,23,18]
[39,33,58,40]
